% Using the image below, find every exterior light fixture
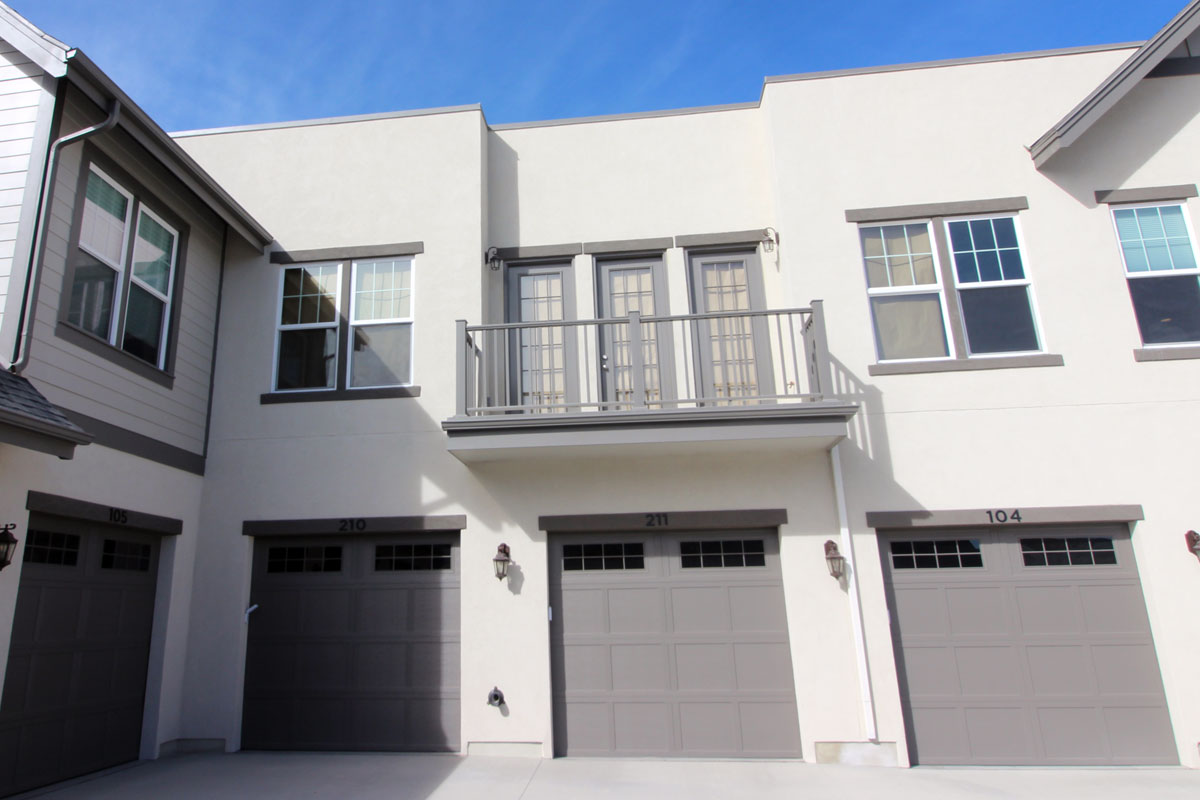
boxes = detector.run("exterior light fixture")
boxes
[0,524,17,571]
[1187,530,1200,558]
[762,227,779,252]
[824,539,845,579]
[485,246,501,271]
[493,543,511,580]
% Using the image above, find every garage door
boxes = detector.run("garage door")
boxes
[0,518,160,797]
[881,524,1176,765]
[242,535,460,751]
[549,531,800,757]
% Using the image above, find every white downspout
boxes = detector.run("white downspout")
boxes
[831,442,878,742]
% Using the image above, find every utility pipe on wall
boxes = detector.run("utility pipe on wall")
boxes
[830,442,879,742]
[10,97,121,374]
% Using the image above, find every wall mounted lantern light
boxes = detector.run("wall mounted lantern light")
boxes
[824,539,845,579]
[762,227,779,253]
[485,247,502,271]
[0,524,17,571]
[1187,530,1200,559]
[493,543,511,581]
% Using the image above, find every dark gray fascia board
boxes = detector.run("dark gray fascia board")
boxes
[172,104,483,138]
[867,354,1064,376]
[540,509,788,532]
[55,322,174,388]
[845,197,1030,224]
[675,230,767,248]
[762,43,1139,91]
[1030,3,1200,167]
[0,421,79,458]
[866,504,1144,529]
[1133,345,1200,361]
[1094,185,1199,204]
[0,403,92,446]
[26,489,184,535]
[494,243,583,261]
[243,514,468,537]
[62,50,272,249]
[261,386,421,404]
[270,242,425,264]
[443,402,859,432]
[62,410,205,475]
[0,4,70,76]
[583,237,674,255]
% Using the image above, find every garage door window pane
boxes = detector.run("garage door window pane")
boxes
[680,539,765,568]
[266,545,342,573]
[890,539,982,569]
[101,540,151,571]
[1021,537,1116,567]
[375,543,452,571]
[562,542,644,571]
[23,530,80,566]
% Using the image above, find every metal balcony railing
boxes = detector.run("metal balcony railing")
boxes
[453,301,832,418]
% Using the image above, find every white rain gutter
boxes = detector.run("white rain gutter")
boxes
[831,442,878,741]
[10,96,121,373]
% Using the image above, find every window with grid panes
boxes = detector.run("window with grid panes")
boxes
[1111,204,1200,344]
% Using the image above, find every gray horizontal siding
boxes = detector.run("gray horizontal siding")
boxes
[22,88,225,457]
[0,43,42,347]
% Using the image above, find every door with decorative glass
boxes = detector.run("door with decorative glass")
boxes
[506,264,576,412]
[688,250,774,404]
[596,258,674,408]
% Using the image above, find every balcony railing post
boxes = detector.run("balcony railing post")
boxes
[628,311,647,409]
[455,319,468,417]
[809,300,832,400]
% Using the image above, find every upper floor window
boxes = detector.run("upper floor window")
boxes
[1111,203,1200,344]
[273,257,414,392]
[65,165,180,370]
[858,214,1042,362]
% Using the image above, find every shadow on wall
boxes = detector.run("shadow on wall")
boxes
[1035,75,1200,205]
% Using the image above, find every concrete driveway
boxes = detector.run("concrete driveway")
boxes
[16,752,1200,800]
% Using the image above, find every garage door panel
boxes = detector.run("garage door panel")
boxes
[561,589,607,633]
[355,589,409,634]
[410,641,460,690]
[611,644,669,691]
[302,590,353,634]
[293,697,348,744]
[884,526,1176,765]
[739,702,802,753]
[670,586,731,632]
[405,697,459,750]
[613,702,672,753]
[608,588,664,633]
[411,587,457,633]
[946,586,1009,636]
[955,646,1024,696]
[733,642,794,691]
[561,702,610,752]
[82,589,122,639]
[729,585,788,631]
[352,697,405,746]
[675,643,734,691]
[562,644,610,690]
[680,702,738,753]
[1025,645,1094,695]
[296,643,350,687]
[356,642,407,689]
[34,586,83,641]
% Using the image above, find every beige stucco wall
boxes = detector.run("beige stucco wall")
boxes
[176,44,1200,767]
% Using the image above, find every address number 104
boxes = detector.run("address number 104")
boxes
[985,509,1023,523]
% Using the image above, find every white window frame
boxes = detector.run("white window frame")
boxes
[347,257,415,389]
[128,205,180,370]
[942,213,1045,358]
[272,262,342,392]
[1109,201,1200,347]
[859,218,958,364]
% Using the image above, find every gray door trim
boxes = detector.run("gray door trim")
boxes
[26,490,183,535]
[242,515,467,537]
[505,262,578,410]
[595,255,677,406]
[540,509,787,532]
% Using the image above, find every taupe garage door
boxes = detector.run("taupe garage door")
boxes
[549,531,801,757]
[0,518,160,797]
[881,524,1176,765]
[242,535,460,751]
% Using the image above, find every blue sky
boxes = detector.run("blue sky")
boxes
[9,0,1190,133]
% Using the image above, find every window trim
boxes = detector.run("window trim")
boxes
[854,207,1058,373]
[267,256,422,401]
[1107,200,1200,352]
[56,148,189,386]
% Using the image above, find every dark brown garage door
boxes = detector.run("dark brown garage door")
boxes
[0,517,160,797]
[550,531,800,757]
[881,524,1176,765]
[242,535,460,751]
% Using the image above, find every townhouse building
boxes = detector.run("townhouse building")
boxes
[0,1,1198,795]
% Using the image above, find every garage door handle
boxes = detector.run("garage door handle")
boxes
[244,603,259,622]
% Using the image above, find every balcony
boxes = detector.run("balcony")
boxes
[442,301,857,462]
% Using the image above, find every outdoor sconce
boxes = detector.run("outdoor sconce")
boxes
[487,687,506,707]
[485,246,501,271]
[0,524,17,571]
[493,543,511,581]
[824,539,846,579]
[1187,530,1200,558]
[762,227,779,252]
